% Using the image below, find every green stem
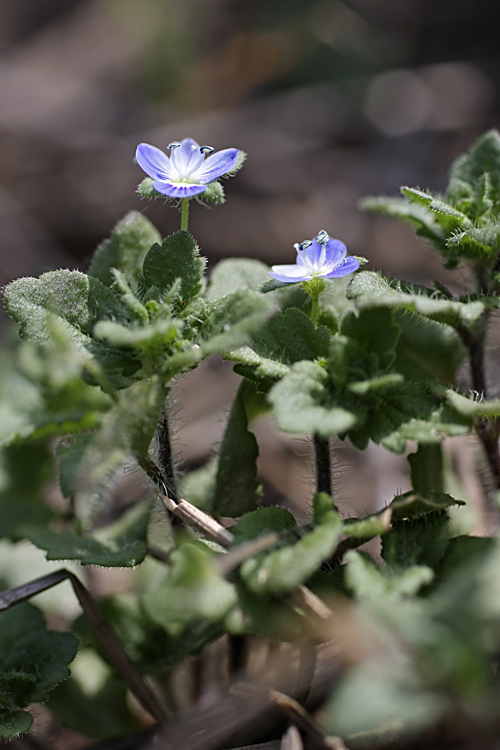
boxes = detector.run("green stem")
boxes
[181,198,189,232]
[310,292,320,325]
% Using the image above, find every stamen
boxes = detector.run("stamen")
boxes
[200,146,215,154]
[315,230,329,245]
[168,141,181,149]
[299,240,312,251]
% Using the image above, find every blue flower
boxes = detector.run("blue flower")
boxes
[135,138,239,199]
[270,231,360,283]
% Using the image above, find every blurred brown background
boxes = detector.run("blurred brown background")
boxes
[1,0,499,525]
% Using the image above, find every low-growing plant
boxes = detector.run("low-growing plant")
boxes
[2,132,500,749]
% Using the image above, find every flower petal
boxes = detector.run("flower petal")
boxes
[303,240,323,266]
[170,138,204,177]
[194,148,239,183]
[269,265,311,283]
[136,143,174,181]
[323,239,347,267]
[325,256,360,278]
[153,180,207,199]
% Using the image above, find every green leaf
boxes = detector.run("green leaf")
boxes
[0,710,33,738]
[4,270,127,345]
[48,673,140,739]
[393,309,466,384]
[229,308,331,389]
[24,500,152,567]
[142,542,237,635]
[345,550,434,600]
[325,664,444,738]
[199,290,273,356]
[94,318,183,352]
[213,382,262,518]
[231,506,297,546]
[444,389,500,418]
[71,377,164,527]
[408,443,444,494]
[360,195,447,249]
[341,308,400,370]
[382,512,450,571]
[141,231,206,310]
[269,359,357,438]
[347,271,487,330]
[0,440,55,539]
[241,511,342,596]
[89,212,162,290]
[388,490,464,521]
[449,130,500,206]
[206,258,271,301]
[0,602,77,735]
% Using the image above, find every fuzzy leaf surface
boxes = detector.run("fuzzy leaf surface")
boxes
[213,383,261,517]
[89,212,161,290]
[241,511,342,595]
[141,231,206,310]
[207,258,271,301]
[24,501,152,566]
[0,603,77,738]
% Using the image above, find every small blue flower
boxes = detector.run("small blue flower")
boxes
[135,138,239,199]
[270,231,360,283]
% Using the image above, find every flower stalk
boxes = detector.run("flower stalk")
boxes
[181,198,190,232]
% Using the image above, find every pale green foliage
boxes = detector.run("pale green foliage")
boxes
[241,511,342,595]
[143,542,237,635]
[206,258,271,301]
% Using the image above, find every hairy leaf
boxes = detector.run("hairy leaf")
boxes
[213,382,262,517]
[206,258,272,301]
[141,231,206,310]
[0,603,78,738]
[241,511,342,595]
[89,212,161,290]
[24,501,152,567]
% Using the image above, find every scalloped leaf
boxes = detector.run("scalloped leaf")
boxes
[89,212,162,290]
[141,231,206,311]
[199,290,273,356]
[228,308,331,389]
[347,271,489,330]
[240,511,342,596]
[207,258,271,301]
[24,500,153,567]
[142,542,237,634]
[0,603,78,737]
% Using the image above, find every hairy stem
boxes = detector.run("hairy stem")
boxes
[310,292,320,325]
[157,404,179,502]
[314,434,331,497]
[181,197,190,231]
[460,301,500,489]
